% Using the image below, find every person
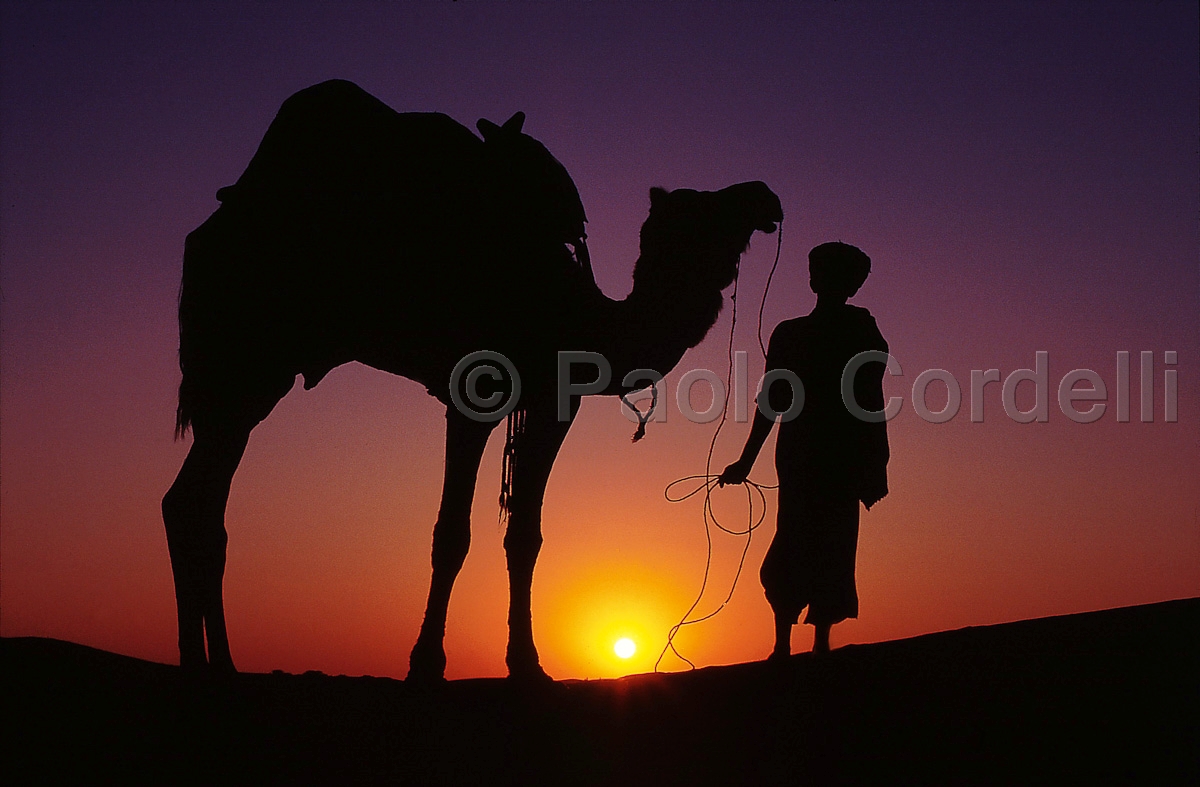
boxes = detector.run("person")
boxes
[719,241,890,658]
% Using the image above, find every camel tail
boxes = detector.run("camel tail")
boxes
[173,222,216,441]
[174,273,196,440]
[175,381,193,440]
[172,208,300,444]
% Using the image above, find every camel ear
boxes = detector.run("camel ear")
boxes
[501,111,525,134]
[649,187,669,210]
[477,118,501,141]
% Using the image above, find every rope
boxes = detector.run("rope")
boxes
[654,474,776,670]
[654,225,784,672]
[758,222,783,357]
[622,223,782,441]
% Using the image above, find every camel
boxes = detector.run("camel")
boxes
[164,79,782,683]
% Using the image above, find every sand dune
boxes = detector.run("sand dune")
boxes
[4,598,1196,785]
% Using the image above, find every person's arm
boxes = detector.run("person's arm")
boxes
[721,323,790,485]
[719,407,775,485]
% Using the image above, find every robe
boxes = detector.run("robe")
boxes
[759,304,890,624]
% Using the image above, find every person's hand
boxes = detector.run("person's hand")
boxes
[718,459,751,486]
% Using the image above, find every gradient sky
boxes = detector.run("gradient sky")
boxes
[2,0,1196,681]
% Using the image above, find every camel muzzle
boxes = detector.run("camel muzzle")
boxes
[718,180,783,234]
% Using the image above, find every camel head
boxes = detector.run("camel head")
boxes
[633,180,783,292]
[477,112,588,254]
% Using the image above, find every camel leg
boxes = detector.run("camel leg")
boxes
[503,400,576,683]
[407,409,496,683]
[162,425,251,673]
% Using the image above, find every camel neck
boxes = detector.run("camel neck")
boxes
[600,266,725,381]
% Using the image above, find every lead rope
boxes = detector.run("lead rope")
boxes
[620,385,658,442]
[654,223,783,672]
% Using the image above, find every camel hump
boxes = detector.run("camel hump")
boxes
[216,79,481,206]
[214,80,586,253]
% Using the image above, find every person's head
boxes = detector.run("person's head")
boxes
[809,241,871,302]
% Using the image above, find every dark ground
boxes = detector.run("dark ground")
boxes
[4,598,1197,785]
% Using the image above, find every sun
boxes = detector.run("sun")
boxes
[613,637,637,659]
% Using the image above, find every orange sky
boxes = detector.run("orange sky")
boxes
[2,2,1196,681]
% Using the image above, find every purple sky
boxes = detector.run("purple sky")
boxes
[2,1,1196,679]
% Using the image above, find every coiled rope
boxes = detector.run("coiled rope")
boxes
[654,224,783,671]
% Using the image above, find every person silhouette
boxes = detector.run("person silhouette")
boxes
[720,241,889,658]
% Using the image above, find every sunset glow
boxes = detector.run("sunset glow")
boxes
[0,2,1195,683]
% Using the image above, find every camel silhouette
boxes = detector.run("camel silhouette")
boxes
[164,80,782,683]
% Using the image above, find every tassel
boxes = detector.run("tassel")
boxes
[622,385,658,443]
[499,408,526,522]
